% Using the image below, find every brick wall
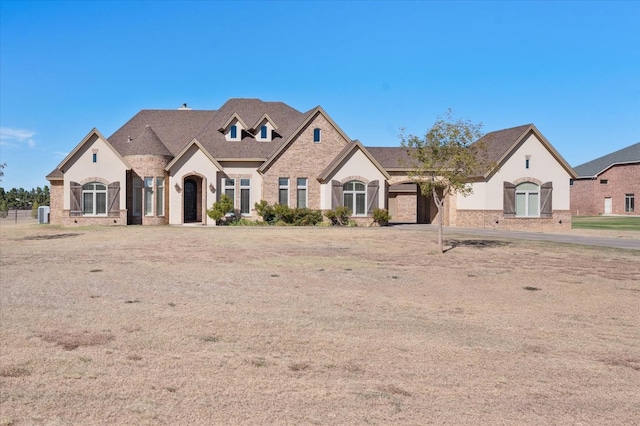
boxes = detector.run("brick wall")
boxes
[262,113,349,209]
[124,155,171,225]
[49,181,64,225]
[570,163,640,215]
[455,209,572,230]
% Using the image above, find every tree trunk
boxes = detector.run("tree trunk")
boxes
[433,187,445,253]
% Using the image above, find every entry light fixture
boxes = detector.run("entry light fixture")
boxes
[175,182,181,192]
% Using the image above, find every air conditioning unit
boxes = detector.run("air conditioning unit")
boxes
[38,206,50,224]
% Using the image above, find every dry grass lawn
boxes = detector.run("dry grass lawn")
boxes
[1,223,639,425]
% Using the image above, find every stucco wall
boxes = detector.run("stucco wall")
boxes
[61,134,128,211]
[167,145,221,225]
[320,149,387,211]
[456,133,572,211]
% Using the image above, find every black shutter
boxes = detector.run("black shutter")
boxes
[70,181,82,215]
[331,180,343,209]
[540,182,553,217]
[367,180,379,214]
[503,181,516,216]
[108,182,120,216]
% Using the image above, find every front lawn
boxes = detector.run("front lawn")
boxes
[572,215,640,231]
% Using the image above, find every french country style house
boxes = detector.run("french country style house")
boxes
[47,99,576,230]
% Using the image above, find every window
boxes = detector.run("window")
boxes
[343,180,366,215]
[313,128,321,143]
[260,125,267,139]
[82,183,107,216]
[230,125,237,139]
[224,178,235,206]
[515,182,539,217]
[297,178,308,209]
[240,178,251,215]
[156,178,164,216]
[625,194,635,212]
[92,153,97,163]
[600,179,609,185]
[133,177,142,217]
[279,177,289,206]
[570,179,574,186]
[525,158,530,169]
[144,177,153,216]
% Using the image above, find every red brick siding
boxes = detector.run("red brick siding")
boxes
[570,163,640,215]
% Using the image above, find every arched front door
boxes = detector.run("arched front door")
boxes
[184,179,197,223]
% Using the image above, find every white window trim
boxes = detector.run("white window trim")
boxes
[144,177,154,216]
[240,178,251,216]
[279,177,289,206]
[82,183,107,216]
[343,181,366,216]
[223,178,236,208]
[515,183,539,217]
[156,177,165,217]
[297,178,308,209]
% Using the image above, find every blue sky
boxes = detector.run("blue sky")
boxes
[1,0,638,190]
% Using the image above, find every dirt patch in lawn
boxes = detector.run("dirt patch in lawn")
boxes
[1,224,639,425]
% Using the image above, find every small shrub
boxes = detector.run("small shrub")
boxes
[372,208,391,226]
[325,206,352,226]
[254,200,323,226]
[207,194,235,224]
[254,200,276,224]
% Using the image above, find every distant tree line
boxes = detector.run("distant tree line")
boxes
[0,186,51,217]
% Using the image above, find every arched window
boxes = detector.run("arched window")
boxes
[343,180,366,215]
[82,182,107,216]
[515,182,539,217]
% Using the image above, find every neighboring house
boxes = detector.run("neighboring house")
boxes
[570,142,640,216]
[47,99,575,230]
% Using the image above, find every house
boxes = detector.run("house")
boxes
[570,142,640,216]
[47,99,575,230]
[369,124,577,230]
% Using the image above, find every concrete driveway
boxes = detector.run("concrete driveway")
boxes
[392,224,640,250]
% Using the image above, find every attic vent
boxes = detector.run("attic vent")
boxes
[178,103,192,110]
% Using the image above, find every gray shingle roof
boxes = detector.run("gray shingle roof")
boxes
[573,142,640,178]
[367,124,534,170]
[107,99,309,160]
[365,147,414,169]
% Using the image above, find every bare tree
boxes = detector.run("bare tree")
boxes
[401,110,491,253]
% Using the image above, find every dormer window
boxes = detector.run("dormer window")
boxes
[260,125,267,139]
[230,125,237,139]
[313,128,321,143]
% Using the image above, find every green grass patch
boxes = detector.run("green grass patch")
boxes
[572,216,640,231]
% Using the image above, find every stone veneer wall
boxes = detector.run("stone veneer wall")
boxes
[262,114,348,210]
[389,193,417,222]
[49,181,64,225]
[125,155,171,225]
[455,209,572,231]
